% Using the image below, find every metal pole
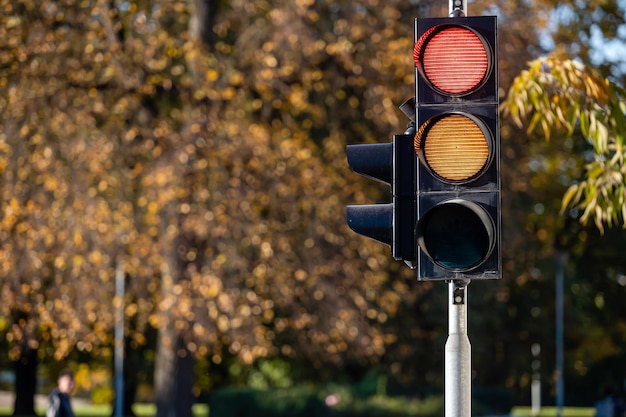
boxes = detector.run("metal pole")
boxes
[555,251,565,417]
[443,3,473,415]
[531,343,541,417]
[445,280,471,417]
[114,260,125,417]
[449,0,467,16]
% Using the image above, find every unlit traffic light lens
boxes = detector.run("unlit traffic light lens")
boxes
[414,113,491,183]
[414,25,491,96]
[417,199,495,271]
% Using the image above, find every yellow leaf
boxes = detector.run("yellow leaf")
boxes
[206,69,218,82]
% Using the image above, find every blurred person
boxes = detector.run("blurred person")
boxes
[595,388,614,417]
[46,370,76,417]
[595,386,626,417]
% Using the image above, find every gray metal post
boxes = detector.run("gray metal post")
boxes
[442,2,473,415]
[555,251,565,417]
[445,280,471,417]
[531,343,542,417]
[114,260,125,417]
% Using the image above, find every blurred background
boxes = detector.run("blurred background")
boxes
[1,0,626,416]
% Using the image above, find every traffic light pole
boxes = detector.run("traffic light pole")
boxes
[440,2,486,413]
[445,280,471,417]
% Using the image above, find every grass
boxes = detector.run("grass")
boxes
[511,406,595,417]
[0,403,594,417]
[0,403,209,417]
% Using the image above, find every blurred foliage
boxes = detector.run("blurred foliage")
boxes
[206,383,513,417]
[206,385,438,417]
[504,57,626,233]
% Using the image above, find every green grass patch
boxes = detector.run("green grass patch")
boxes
[511,406,595,417]
[0,403,208,417]
[341,393,443,416]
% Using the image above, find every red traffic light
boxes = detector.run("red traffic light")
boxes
[414,23,493,97]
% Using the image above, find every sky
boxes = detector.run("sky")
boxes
[539,0,626,78]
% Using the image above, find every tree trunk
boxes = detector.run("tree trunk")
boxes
[174,337,194,417]
[111,336,140,417]
[121,349,139,417]
[154,252,194,417]
[189,0,218,46]
[13,348,38,417]
[12,314,38,417]
[154,332,194,417]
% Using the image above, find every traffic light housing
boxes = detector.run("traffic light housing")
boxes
[346,134,416,266]
[413,16,501,280]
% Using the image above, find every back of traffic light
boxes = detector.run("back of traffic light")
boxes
[346,134,417,266]
[413,16,501,280]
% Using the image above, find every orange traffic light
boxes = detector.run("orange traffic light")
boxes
[414,113,492,183]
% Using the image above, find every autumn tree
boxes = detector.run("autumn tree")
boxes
[1,0,436,413]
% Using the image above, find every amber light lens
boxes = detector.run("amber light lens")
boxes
[414,25,490,95]
[414,114,490,182]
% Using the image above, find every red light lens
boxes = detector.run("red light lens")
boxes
[414,25,490,95]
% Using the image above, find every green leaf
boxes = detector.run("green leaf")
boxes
[580,111,590,137]
[561,184,581,213]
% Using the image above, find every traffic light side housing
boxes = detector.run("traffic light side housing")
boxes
[346,142,393,247]
[346,135,416,266]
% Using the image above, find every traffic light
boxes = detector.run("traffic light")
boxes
[346,134,416,266]
[413,16,501,280]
